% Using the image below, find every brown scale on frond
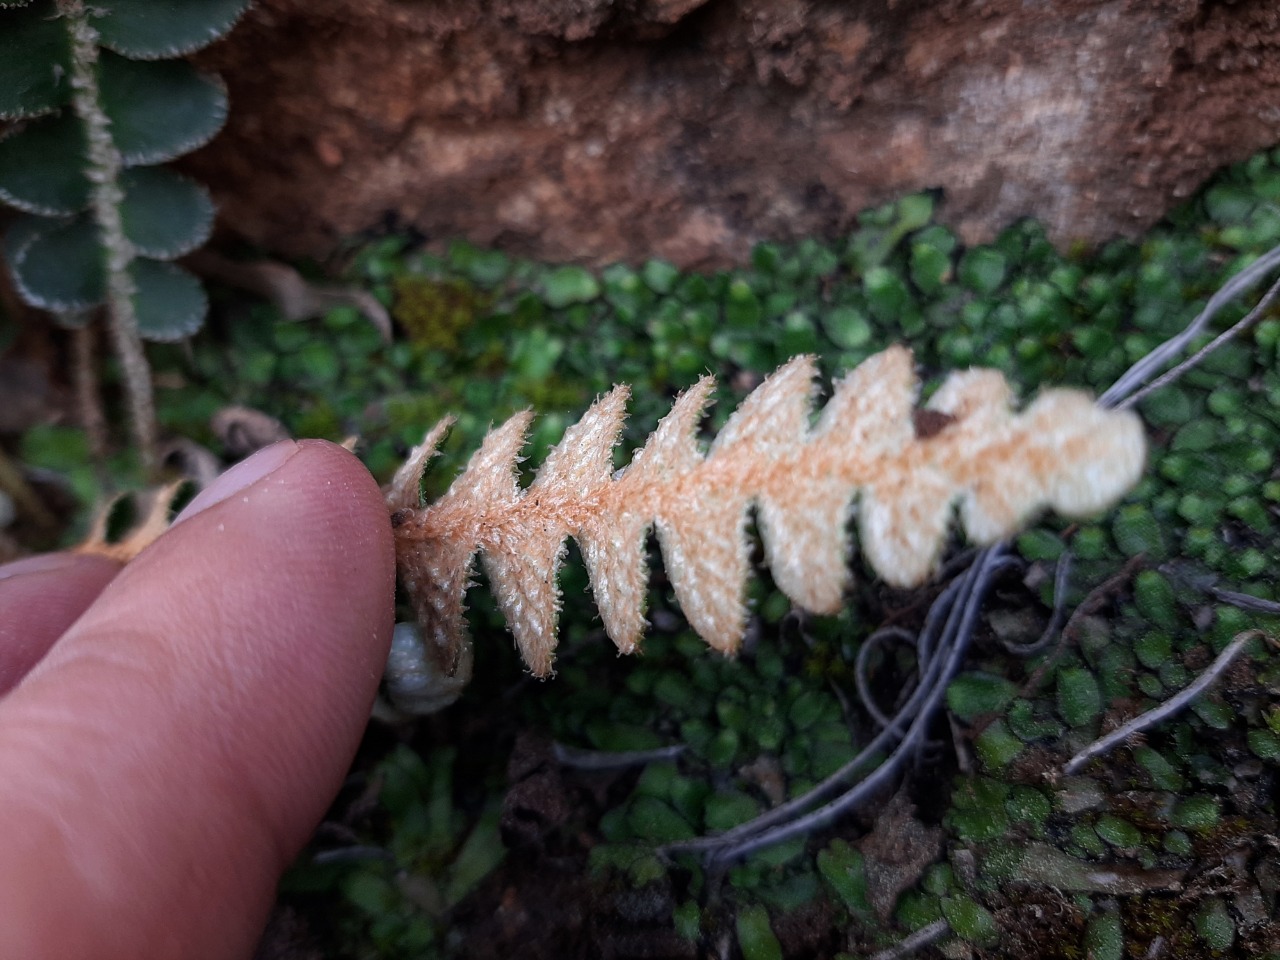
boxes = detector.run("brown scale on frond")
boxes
[389,346,1146,679]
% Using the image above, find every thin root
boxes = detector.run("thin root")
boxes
[868,919,951,960]
[1061,629,1264,776]
[659,545,1016,864]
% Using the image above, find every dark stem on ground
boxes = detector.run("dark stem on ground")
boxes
[70,318,108,464]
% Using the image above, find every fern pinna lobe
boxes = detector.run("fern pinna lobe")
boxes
[389,346,1145,679]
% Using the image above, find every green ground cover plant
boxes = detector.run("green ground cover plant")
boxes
[14,143,1280,957]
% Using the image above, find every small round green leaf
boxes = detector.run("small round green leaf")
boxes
[1170,795,1220,831]
[1084,910,1123,960]
[0,114,91,215]
[1111,503,1166,559]
[9,216,105,310]
[99,54,228,165]
[1205,184,1254,226]
[1133,630,1172,671]
[1133,745,1184,791]
[0,1,73,119]
[1017,529,1065,562]
[642,259,679,294]
[822,305,872,349]
[975,719,1023,771]
[946,672,1016,722]
[1194,898,1235,950]
[1133,570,1178,630]
[863,265,911,321]
[1005,785,1052,825]
[130,258,207,341]
[1056,668,1102,728]
[910,241,952,294]
[625,796,693,844]
[896,193,935,232]
[816,840,871,915]
[541,265,600,308]
[673,900,701,942]
[119,166,213,258]
[1247,728,1280,760]
[959,247,1007,294]
[735,904,783,960]
[725,278,761,328]
[1094,814,1142,849]
[93,0,249,59]
[703,791,760,833]
[941,895,1000,947]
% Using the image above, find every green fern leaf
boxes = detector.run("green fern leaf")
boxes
[93,0,249,59]
[100,54,228,165]
[0,1,72,119]
[0,115,91,215]
[130,259,208,341]
[120,167,214,259]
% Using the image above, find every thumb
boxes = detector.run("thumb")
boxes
[0,439,395,960]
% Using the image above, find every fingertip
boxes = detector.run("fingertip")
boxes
[173,439,301,524]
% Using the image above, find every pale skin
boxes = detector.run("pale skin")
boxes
[0,440,396,959]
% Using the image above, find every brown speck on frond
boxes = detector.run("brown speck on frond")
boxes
[390,347,1146,680]
[913,408,956,440]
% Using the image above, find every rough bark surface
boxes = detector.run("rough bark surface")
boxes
[187,0,1280,269]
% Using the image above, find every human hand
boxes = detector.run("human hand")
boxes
[0,440,395,959]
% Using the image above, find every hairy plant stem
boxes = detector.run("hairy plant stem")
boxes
[58,0,157,474]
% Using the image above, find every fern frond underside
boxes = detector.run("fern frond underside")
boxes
[389,346,1146,678]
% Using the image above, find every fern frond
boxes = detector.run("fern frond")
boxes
[389,346,1146,678]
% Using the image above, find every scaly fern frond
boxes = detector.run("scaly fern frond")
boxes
[389,346,1146,679]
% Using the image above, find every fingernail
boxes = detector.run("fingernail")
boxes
[174,440,301,524]
[0,552,82,582]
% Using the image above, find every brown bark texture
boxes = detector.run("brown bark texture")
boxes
[187,0,1280,269]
